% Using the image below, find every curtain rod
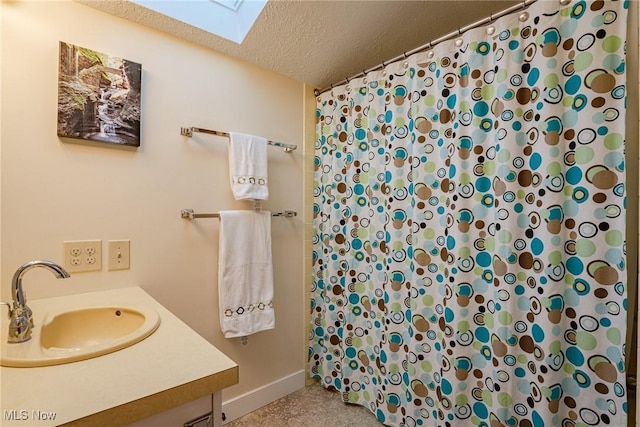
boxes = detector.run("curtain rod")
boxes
[315,0,551,96]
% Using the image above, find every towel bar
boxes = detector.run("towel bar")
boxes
[181,209,297,220]
[180,127,297,153]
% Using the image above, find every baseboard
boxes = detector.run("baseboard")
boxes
[221,370,306,424]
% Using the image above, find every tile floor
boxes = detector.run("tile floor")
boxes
[226,382,382,427]
[226,381,637,427]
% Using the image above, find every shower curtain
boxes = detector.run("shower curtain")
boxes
[309,1,629,426]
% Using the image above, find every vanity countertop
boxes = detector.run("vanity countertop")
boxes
[0,287,238,426]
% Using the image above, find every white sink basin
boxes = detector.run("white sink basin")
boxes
[1,305,160,367]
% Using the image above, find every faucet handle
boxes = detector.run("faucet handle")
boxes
[6,306,32,343]
[0,302,12,318]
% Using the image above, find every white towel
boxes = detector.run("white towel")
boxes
[229,132,269,201]
[218,210,275,338]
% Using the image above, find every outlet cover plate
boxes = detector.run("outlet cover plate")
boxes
[108,240,130,271]
[63,240,102,273]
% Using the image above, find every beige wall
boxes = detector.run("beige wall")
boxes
[1,0,305,424]
[302,85,316,384]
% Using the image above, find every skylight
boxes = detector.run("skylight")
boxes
[130,0,267,44]
[211,0,243,12]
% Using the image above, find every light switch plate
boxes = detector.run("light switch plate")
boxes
[63,240,102,273]
[108,240,130,271]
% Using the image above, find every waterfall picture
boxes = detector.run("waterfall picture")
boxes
[57,41,141,147]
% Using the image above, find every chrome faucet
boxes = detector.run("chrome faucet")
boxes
[2,260,70,343]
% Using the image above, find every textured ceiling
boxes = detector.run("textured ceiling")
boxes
[76,0,522,90]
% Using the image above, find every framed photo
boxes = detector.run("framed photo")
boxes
[57,42,141,147]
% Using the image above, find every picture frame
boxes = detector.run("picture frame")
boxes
[57,41,141,147]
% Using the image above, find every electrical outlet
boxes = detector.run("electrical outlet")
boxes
[63,240,102,273]
[108,240,130,271]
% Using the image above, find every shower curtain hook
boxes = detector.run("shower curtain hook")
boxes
[522,0,526,9]
[426,42,434,59]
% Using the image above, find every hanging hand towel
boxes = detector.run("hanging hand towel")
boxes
[218,210,275,338]
[229,132,269,201]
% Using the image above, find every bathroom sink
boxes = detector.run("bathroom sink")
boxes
[1,305,160,367]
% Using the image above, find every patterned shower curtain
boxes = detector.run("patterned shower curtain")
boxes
[309,1,629,426]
